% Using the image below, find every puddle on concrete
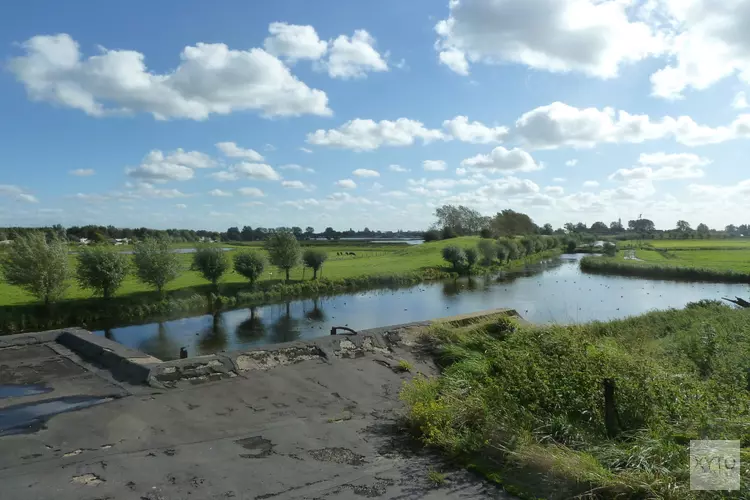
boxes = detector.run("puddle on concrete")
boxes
[0,384,53,399]
[0,396,113,436]
[236,436,274,458]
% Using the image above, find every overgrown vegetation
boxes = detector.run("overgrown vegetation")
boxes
[402,302,750,499]
[580,256,750,283]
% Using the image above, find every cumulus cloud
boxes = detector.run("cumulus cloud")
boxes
[460,146,542,173]
[210,162,281,181]
[565,159,578,167]
[335,179,357,189]
[126,149,207,182]
[175,204,187,209]
[733,92,750,110]
[299,147,313,154]
[216,142,263,161]
[263,23,328,62]
[0,185,38,203]
[281,180,314,191]
[307,118,445,151]
[423,160,447,172]
[609,152,710,181]
[688,179,750,199]
[409,177,480,190]
[352,168,380,178]
[553,177,567,182]
[209,189,232,197]
[279,164,315,173]
[434,0,663,78]
[325,30,388,79]
[8,33,331,120]
[388,164,409,173]
[582,180,600,189]
[442,116,508,143]
[69,168,95,176]
[545,186,565,195]
[237,187,265,197]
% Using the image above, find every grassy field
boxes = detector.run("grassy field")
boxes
[622,238,750,250]
[0,238,485,306]
[402,301,750,499]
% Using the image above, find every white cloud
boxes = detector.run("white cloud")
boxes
[460,146,542,173]
[281,198,320,210]
[209,189,232,197]
[582,180,600,189]
[307,118,445,151]
[69,168,95,176]
[263,23,328,62]
[325,30,388,79]
[9,33,331,120]
[299,147,313,154]
[565,159,578,167]
[17,194,39,203]
[335,179,357,189]
[237,187,265,197]
[388,164,409,173]
[2,185,39,203]
[553,177,567,182]
[216,142,263,161]
[279,164,315,173]
[383,190,409,198]
[438,48,469,75]
[545,186,565,195]
[409,186,450,197]
[409,177,480,190]
[435,0,664,78]
[281,180,314,190]
[733,92,750,110]
[239,201,265,207]
[423,160,447,172]
[175,203,187,209]
[126,150,200,182]
[442,116,508,143]
[352,168,380,178]
[688,179,750,199]
[211,162,281,181]
[609,152,710,181]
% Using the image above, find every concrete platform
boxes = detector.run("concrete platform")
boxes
[0,310,519,500]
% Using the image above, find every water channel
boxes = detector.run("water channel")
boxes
[95,254,749,360]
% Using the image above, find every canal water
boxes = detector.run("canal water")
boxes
[95,254,749,360]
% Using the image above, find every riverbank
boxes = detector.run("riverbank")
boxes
[0,246,561,334]
[580,254,750,283]
[401,300,750,499]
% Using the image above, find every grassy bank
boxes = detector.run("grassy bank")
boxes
[0,240,560,333]
[402,301,750,499]
[580,255,750,283]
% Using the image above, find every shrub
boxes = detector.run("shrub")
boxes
[132,237,181,295]
[424,229,441,242]
[566,239,577,253]
[494,242,508,263]
[441,245,466,271]
[464,247,478,271]
[477,239,496,265]
[76,246,129,299]
[192,245,230,289]
[233,251,266,286]
[479,228,493,239]
[265,229,301,282]
[0,232,69,305]
[441,227,457,240]
[603,242,617,256]
[302,249,328,279]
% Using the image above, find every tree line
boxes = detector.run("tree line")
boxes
[0,229,330,306]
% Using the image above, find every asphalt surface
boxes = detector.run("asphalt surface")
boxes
[0,330,513,500]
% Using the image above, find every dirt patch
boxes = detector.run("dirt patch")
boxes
[308,447,365,466]
[235,346,324,371]
[71,473,105,485]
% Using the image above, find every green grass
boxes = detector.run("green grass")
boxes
[401,301,750,499]
[622,239,750,250]
[0,238,482,307]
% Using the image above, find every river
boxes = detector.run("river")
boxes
[95,254,749,360]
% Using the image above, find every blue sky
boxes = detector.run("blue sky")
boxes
[1,0,749,231]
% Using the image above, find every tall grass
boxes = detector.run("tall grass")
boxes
[401,301,750,499]
[580,256,750,283]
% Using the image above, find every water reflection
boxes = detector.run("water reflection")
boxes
[94,254,750,360]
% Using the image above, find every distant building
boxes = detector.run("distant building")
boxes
[79,237,90,245]
[111,238,131,245]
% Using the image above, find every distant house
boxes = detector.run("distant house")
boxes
[198,237,215,243]
[79,237,90,245]
[111,238,131,246]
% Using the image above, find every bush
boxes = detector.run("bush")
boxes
[424,229,441,242]
[0,232,69,305]
[441,245,466,271]
[479,228,493,239]
[603,242,617,256]
[265,229,301,282]
[76,246,129,299]
[441,227,457,240]
[477,239,496,264]
[132,237,181,295]
[464,247,478,270]
[192,245,230,288]
[302,249,328,279]
[233,251,265,286]
[494,242,508,263]
[566,239,577,253]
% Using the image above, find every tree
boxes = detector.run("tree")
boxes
[479,228,493,239]
[132,237,181,295]
[590,221,609,234]
[434,205,485,235]
[603,242,617,257]
[628,218,655,233]
[305,227,315,239]
[676,220,691,238]
[610,219,624,232]
[519,236,536,257]
[192,245,229,289]
[233,251,266,286]
[1,232,69,305]
[566,239,577,253]
[492,209,537,236]
[441,246,466,271]
[76,246,129,299]
[564,222,575,233]
[696,223,710,239]
[441,226,457,239]
[323,227,338,240]
[464,247,478,271]
[424,229,441,242]
[226,227,241,241]
[574,222,588,233]
[302,249,328,279]
[494,242,508,263]
[241,226,254,241]
[291,227,303,240]
[540,223,554,235]
[477,239,496,264]
[497,238,519,262]
[265,229,301,282]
